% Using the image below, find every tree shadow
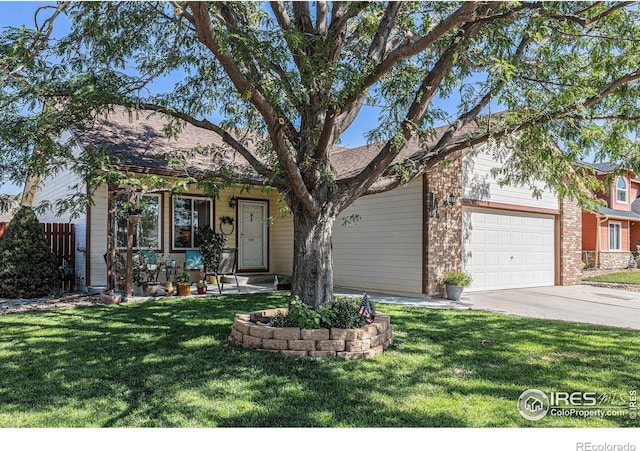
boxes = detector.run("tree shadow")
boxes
[0,294,637,427]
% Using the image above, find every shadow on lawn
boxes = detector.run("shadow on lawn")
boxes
[0,294,637,427]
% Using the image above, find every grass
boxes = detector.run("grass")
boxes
[583,269,640,284]
[0,292,638,427]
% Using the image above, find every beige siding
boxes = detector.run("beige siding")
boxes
[88,185,109,286]
[31,134,88,288]
[463,144,559,210]
[273,210,293,276]
[332,178,423,295]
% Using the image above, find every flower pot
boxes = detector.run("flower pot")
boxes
[142,281,160,297]
[129,214,142,224]
[164,281,174,296]
[445,284,464,301]
[197,285,207,295]
[207,275,218,284]
[132,284,144,297]
[177,282,191,296]
[100,291,122,304]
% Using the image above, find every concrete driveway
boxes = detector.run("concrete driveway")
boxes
[463,285,640,330]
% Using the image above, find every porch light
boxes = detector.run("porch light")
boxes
[229,196,237,209]
[447,193,457,207]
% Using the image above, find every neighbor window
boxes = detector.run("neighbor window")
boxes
[115,193,161,250]
[608,221,621,251]
[616,176,627,203]
[172,196,212,249]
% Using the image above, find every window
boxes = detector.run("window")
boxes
[172,196,213,249]
[115,194,161,250]
[608,221,621,251]
[616,176,627,203]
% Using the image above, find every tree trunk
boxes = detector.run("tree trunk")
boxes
[290,206,337,309]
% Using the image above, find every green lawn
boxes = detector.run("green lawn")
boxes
[584,270,640,284]
[0,292,637,427]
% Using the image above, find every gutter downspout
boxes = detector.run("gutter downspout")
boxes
[595,214,607,268]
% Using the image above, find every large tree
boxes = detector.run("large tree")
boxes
[1,1,639,307]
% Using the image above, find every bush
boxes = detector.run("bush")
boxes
[0,206,59,298]
[329,299,365,329]
[285,297,321,329]
[269,296,369,330]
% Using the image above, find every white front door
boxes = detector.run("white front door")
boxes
[463,208,555,291]
[238,200,268,270]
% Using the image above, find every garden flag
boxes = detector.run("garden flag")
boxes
[359,292,374,325]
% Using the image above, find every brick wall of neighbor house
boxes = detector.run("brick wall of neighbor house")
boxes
[424,155,463,296]
[559,196,582,285]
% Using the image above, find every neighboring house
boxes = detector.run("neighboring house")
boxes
[0,196,19,240]
[580,162,640,269]
[25,107,582,296]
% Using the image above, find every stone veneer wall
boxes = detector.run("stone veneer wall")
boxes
[598,251,632,269]
[424,155,463,296]
[229,309,393,360]
[559,196,583,285]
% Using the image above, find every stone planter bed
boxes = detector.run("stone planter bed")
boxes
[228,308,393,360]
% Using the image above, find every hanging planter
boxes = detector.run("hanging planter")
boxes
[129,214,142,224]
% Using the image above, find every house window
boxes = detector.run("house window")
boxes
[115,194,161,250]
[608,221,622,251]
[616,176,627,203]
[172,196,212,249]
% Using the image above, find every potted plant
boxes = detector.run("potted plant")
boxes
[111,198,147,225]
[176,272,192,296]
[133,250,163,297]
[276,277,292,291]
[439,271,472,301]
[196,280,208,295]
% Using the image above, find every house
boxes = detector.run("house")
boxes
[0,196,19,240]
[24,107,582,296]
[580,162,640,269]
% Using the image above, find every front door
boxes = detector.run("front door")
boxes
[238,200,268,270]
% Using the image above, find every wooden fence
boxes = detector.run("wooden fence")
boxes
[43,223,76,291]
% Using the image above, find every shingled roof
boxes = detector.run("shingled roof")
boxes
[73,107,488,182]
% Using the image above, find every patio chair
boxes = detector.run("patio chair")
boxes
[184,249,204,283]
[209,248,239,294]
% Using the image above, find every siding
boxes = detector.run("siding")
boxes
[462,144,559,210]
[331,178,423,295]
[273,210,293,276]
[582,212,598,250]
[31,134,88,288]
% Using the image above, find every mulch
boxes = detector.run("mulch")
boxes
[0,292,112,315]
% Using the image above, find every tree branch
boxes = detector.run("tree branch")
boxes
[340,18,485,203]
[335,1,480,134]
[314,2,403,166]
[293,2,314,34]
[316,1,329,34]
[413,67,640,173]
[135,102,276,180]
[188,1,318,215]
[1,1,70,86]
[548,1,634,27]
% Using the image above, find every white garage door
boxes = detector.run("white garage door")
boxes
[463,208,555,291]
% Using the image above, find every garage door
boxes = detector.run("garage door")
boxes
[462,208,555,291]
